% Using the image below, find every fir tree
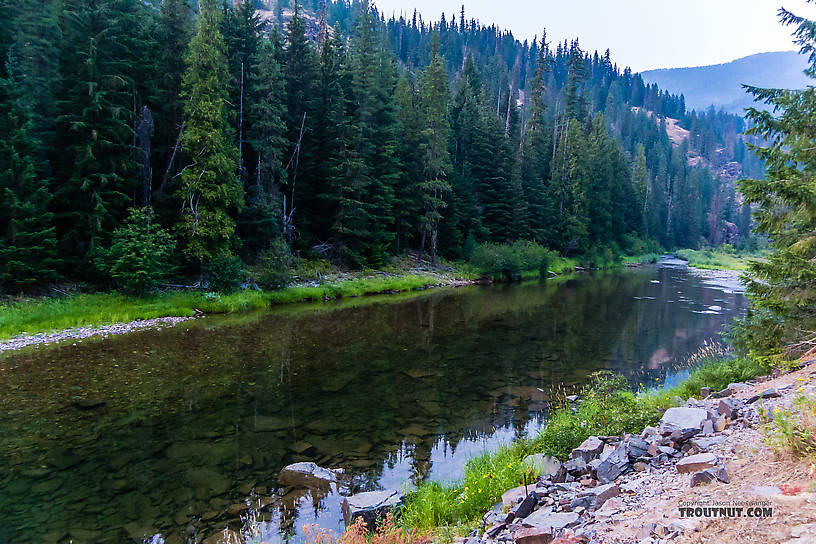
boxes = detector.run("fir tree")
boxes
[177,0,242,270]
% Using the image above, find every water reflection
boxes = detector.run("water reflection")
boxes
[0,262,746,543]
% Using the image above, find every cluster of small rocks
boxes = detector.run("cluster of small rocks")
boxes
[0,316,196,352]
[461,382,783,544]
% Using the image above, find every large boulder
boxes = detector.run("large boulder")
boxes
[341,489,403,527]
[659,407,707,435]
[570,436,604,462]
[278,462,340,490]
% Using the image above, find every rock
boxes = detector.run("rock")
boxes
[714,465,730,483]
[700,387,712,398]
[523,454,562,478]
[717,398,744,419]
[689,436,725,452]
[633,462,647,472]
[564,457,588,476]
[747,388,781,404]
[521,510,580,531]
[341,489,403,527]
[690,469,716,487]
[290,441,314,454]
[659,407,708,435]
[701,419,714,435]
[752,485,782,496]
[570,436,604,462]
[511,491,538,520]
[713,416,726,432]
[278,462,338,490]
[728,382,749,393]
[580,483,620,510]
[513,526,554,544]
[671,395,685,406]
[627,437,650,460]
[669,518,701,533]
[486,521,507,538]
[566,395,580,402]
[502,485,531,508]
[676,453,718,474]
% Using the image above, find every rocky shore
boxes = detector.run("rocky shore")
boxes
[451,362,816,544]
[0,316,196,353]
[249,361,816,544]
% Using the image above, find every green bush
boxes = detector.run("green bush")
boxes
[96,207,176,294]
[468,241,554,281]
[253,238,294,289]
[206,252,244,294]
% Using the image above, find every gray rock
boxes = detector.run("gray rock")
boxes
[523,454,562,478]
[278,462,339,490]
[485,521,507,538]
[700,387,712,398]
[521,510,580,531]
[341,489,403,527]
[596,446,629,483]
[728,382,749,393]
[566,395,580,402]
[701,420,714,435]
[714,465,730,484]
[580,483,620,511]
[511,491,538,520]
[713,416,726,432]
[688,436,725,452]
[659,407,708,435]
[676,453,718,474]
[717,398,744,419]
[747,388,781,404]
[627,437,650,460]
[564,457,588,476]
[690,469,716,487]
[570,436,604,462]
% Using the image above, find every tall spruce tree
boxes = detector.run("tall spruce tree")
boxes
[177,0,242,271]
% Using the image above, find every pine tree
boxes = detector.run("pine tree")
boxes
[177,0,242,270]
[737,5,816,351]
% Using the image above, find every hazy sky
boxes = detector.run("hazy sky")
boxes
[371,0,816,72]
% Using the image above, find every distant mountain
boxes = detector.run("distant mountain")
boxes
[641,51,811,115]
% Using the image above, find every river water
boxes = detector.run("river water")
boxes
[0,259,746,543]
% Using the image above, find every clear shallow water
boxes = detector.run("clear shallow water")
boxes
[0,261,746,543]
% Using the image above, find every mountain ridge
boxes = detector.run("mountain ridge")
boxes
[641,50,810,114]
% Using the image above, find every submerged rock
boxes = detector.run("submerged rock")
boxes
[278,462,340,490]
[341,489,403,527]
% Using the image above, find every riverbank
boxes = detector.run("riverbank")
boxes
[0,250,587,352]
[244,353,816,544]
[674,248,766,272]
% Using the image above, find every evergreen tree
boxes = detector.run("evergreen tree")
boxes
[417,34,451,262]
[738,5,816,351]
[0,49,59,290]
[177,0,242,270]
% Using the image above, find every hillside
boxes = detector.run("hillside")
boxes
[642,51,811,115]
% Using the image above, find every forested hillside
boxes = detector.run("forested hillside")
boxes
[0,0,759,293]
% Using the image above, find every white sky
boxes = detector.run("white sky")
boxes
[371,0,816,72]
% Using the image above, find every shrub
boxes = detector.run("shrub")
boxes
[468,241,555,281]
[765,392,816,459]
[206,252,243,294]
[254,238,294,289]
[96,207,176,294]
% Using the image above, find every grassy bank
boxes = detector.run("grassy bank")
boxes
[0,273,448,341]
[400,349,767,533]
[675,247,766,271]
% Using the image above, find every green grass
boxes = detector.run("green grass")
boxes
[0,274,451,341]
[675,247,766,271]
[621,252,660,265]
[401,350,768,534]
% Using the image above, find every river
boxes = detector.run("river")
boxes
[0,259,747,543]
